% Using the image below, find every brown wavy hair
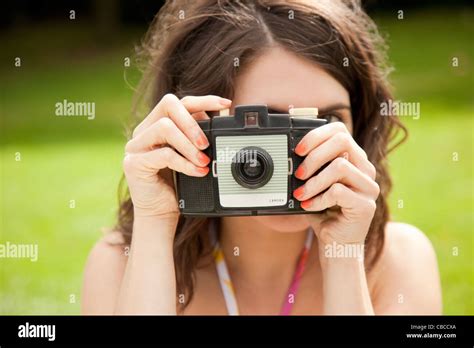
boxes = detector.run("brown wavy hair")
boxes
[115,0,407,308]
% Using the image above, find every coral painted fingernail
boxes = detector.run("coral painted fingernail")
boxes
[196,133,209,149]
[301,200,312,209]
[196,166,209,175]
[295,141,306,155]
[293,186,305,200]
[197,152,210,165]
[295,165,305,179]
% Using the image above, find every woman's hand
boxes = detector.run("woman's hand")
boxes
[116,94,231,314]
[293,122,380,253]
[123,94,232,221]
[293,121,379,314]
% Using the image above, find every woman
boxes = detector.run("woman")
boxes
[82,0,442,315]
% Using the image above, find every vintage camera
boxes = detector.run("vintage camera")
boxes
[175,105,327,216]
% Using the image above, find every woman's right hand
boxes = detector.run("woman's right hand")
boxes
[123,94,232,221]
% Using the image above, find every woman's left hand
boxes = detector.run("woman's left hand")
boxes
[293,122,380,252]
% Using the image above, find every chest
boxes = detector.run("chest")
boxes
[180,263,325,315]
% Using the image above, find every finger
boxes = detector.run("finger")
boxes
[133,94,231,139]
[142,147,209,177]
[124,147,209,178]
[180,95,232,113]
[132,94,207,150]
[295,122,351,156]
[295,131,376,180]
[295,122,374,179]
[301,183,376,217]
[191,111,210,121]
[293,157,380,202]
[125,118,210,167]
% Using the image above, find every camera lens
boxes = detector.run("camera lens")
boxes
[231,146,274,189]
[242,159,263,178]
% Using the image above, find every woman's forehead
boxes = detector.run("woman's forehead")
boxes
[232,46,350,111]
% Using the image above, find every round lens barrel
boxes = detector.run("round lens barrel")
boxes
[231,147,274,189]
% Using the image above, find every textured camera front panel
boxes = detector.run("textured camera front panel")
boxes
[215,134,288,208]
[176,173,214,212]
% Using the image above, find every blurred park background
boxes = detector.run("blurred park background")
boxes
[1,0,472,314]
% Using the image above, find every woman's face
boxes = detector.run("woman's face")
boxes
[231,46,352,233]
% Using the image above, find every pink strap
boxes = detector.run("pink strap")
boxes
[210,218,314,316]
[279,231,313,315]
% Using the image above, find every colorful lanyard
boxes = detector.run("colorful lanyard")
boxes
[209,219,313,315]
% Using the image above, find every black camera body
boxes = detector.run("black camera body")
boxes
[175,105,327,216]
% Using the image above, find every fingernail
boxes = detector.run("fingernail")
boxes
[295,165,305,179]
[197,152,210,165]
[195,133,209,149]
[196,166,209,175]
[301,200,312,209]
[295,141,306,155]
[220,98,232,106]
[293,186,305,200]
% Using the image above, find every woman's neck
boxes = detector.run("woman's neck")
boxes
[219,217,310,286]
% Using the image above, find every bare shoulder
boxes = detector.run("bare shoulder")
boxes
[371,222,442,314]
[384,222,437,260]
[81,232,129,315]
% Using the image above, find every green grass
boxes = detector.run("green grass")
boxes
[1,8,473,314]
[388,116,473,315]
[0,141,123,314]
[373,8,474,314]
